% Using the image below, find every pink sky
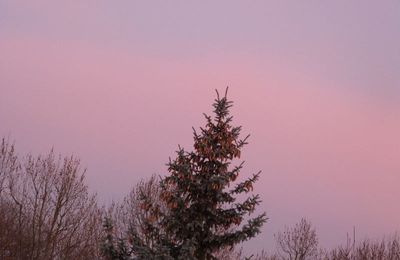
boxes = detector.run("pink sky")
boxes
[1,0,399,253]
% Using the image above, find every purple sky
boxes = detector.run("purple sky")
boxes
[1,0,400,254]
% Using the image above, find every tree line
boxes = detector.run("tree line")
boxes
[1,90,398,259]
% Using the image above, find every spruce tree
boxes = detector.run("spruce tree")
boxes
[160,89,267,259]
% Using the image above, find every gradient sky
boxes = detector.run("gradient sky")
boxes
[1,0,400,254]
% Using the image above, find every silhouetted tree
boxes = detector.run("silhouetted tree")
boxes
[326,235,400,260]
[159,89,266,259]
[102,89,266,259]
[102,175,171,260]
[0,138,21,259]
[275,218,318,260]
[0,139,103,259]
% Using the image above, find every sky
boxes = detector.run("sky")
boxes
[1,0,400,254]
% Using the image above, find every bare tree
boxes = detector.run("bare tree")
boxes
[275,218,318,260]
[230,249,279,260]
[119,174,164,245]
[0,138,19,194]
[326,234,400,260]
[102,174,168,259]
[0,138,21,259]
[0,139,103,259]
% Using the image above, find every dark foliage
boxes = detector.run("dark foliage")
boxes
[158,89,267,259]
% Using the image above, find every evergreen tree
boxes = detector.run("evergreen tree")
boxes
[159,89,267,259]
[101,89,267,260]
[101,217,132,260]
